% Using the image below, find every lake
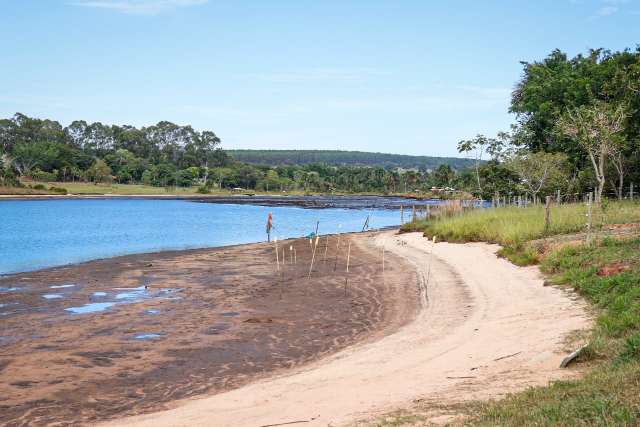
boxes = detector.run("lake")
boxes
[0,199,406,275]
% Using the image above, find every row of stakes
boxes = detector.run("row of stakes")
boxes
[272,232,354,299]
[271,230,439,302]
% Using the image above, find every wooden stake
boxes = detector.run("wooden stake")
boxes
[400,205,404,224]
[586,192,593,245]
[323,236,329,263]
[344,241,351,297]
[274,238,280,271]
[333,232,342,271]
[308,235,320,279]
[544,195,552,233]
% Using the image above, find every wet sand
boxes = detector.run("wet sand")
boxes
[103,232,591,427]
[0,232,419,426]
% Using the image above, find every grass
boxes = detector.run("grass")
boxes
[0,185,58,195]
[401,201,640,265]
[463,237,640,426]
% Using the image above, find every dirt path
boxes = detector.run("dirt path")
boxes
[104,231,591,427]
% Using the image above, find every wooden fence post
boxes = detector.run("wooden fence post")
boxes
[556,189,561,206]
[586,192,593,245]
[400,205,404,224]
[544,196,552,233]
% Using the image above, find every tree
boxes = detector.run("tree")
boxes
[457,134,502,196]
[507,151,569,203]
[87,159,113,184]
[433,164,455,188]
[558,101,627,203]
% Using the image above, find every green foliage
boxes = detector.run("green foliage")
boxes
[48,186,68,195]
[27,168,58,182]
[87,159,112,184]
[227,149,475,170]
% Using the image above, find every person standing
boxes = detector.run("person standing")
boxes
[266,212,273,242]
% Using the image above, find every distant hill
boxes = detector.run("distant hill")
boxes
[228,150,474,170]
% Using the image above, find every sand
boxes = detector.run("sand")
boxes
[100,231,591,427]
[0,233,418,426]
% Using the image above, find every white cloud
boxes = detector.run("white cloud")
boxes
[70,0,208,15]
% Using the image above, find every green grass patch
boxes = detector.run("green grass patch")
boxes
[464,236,640,426]
[403,201,640,265]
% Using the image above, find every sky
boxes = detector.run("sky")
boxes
[1,0,638,157]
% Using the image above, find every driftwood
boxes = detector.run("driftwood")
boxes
[493,351,522,362]
[259,418,315,427]
[560,345,587,368]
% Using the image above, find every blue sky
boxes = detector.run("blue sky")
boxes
[1,1,638,156]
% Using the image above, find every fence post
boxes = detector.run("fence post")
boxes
[586,192,593,245]
[412,205,416,222]
[556,189,561,206]
[400,205,404,224]
[631,183,635,201]
[544,196,552,233]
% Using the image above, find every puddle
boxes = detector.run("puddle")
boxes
[42,294,64,300]
[114,286,181,303]
[65,302,117,314]
[221,311,240,317]
[144,309,161,315]
[49,284,76,289]
[132,333,164,340]
[64,288,183,315]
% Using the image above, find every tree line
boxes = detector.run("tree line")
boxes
[228,149,475,170]
[0,113,474,194]
[455,47,640,202]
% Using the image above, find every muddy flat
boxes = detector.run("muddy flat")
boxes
[103,232,591,427]
[0,232,419,426]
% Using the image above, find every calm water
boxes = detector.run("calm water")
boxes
[0,199,403,275]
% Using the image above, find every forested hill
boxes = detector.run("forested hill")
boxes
[228,150,474,170]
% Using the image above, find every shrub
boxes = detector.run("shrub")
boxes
[49,186,68,195]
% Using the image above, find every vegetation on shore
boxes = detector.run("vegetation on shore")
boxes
[403,201,640,265]
[464,236,640,426]
[392,201,640,426]
[0,114,475,196]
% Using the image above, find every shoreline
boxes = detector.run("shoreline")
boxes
[0,193,443,209]
[0,231,420,426]
[0,227,398,278]
[102,231,592,427]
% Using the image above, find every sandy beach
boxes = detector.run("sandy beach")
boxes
[101,231,591,427]
[1,230,591,426]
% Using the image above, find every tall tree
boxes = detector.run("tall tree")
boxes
[558,101,627,203]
